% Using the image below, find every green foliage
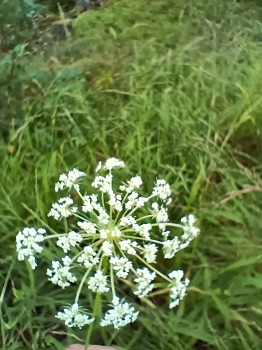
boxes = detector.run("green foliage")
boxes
[1,0,262,349]
[0,0,46,50]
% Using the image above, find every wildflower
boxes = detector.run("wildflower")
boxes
[110,257,133,278]
[57,231,83,253]
[17,157,200,330]
[77,246,99,268]
[152,179,171,204]
[56,303,94,328]
[92,174,113,194]
[163,237,181,259]
[47,257,77,288]
[119,216,139,231]
[16,227,45,269]
[119,240,138,255]
[181,214,200,241]
[102,158,125,171]
[120,176,143,193]
[101,241,114,256]
[82,194,98,213]
[77,221,97,235]
[48,197,77,220]
[97,206,110,225]
[55,168,86,192]
[143,244,158,263]
[168,270,190,308]
[108,193,123,211]
[100,296,139,329]
[88,270,110,294]
[137,223,152,240]
[134,268,155,298]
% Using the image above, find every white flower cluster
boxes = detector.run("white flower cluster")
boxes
[16,227,46,269]
[57,231,83,253]
[47,256,77,288]
[168,270,190,308]
[56,303,94,328]
[55,168,86,192]
[100,296,139,329]
[134,268,155,298]
[48,197,77,220]
[88,270,110,294]
[16,157,200,330]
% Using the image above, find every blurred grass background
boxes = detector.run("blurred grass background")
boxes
[0,0,262,349]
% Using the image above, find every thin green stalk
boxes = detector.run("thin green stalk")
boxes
[136,254,171,283]
[0,260,15,350]
[123,235,163,245]
[151,222,183,228]
[84,291,101,350]
[110,262,116,297]
[75,266,93,303]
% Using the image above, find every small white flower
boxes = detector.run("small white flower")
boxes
[168,270,190,308]
[101,241,114,256]
[16,227,45,269]
[168,270,184,282]
[119,239,138,255]
[100,296,139,329]
[56,303,94,328]
[95,161,102,172]
[110,257,132,278]
[111,227,122,238]
[82,194,98,213]
[55,168,86,192]
[92,174,113,194]
[120,176,143,193]
[57,231,83,253]
[77,221,97,235]
[47,257,76,288]
[125,192,148,210]
[88,270,109,294]
[181,214,200,241]
[137,223,152,240]
[48,197,77,220]
[152,179,171,204]
[152,203,169,231]
[108,193,123,211]
[97,206,110,225]
[134,268,155,298]
[103,158,125,171]
[156,206,168,227]
[100,228,110,239]
[163,237,181,259]
[119,216,139,231]
[143,244,158,263]
[161,230,170,239]
[77,246,99,268]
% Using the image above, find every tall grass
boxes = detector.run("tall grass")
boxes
[1,0,262,349]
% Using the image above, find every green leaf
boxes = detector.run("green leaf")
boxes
[223,255,262,272]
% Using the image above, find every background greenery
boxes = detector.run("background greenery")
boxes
[1,0,262,349]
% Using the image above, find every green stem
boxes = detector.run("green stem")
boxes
[101,192,105,209]
[75,266,93,303]
[136,254,171,283]
[43,233,68,240]
[72,212,91,222]
[136,214,154,222]
[21,203,58,235]
[0,260,15,350]
[84,293,100,350]
[123,235,163,245]
[110,263,116,297]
